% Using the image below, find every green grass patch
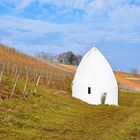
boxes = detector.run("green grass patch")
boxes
[0,86,140,140]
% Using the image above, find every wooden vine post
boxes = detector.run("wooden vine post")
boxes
[47,73,52,87]
[11,73,19,97]
[0,66,4,83]
[22,74,29,94]
[34,75,41,95]
[12,67,18,84]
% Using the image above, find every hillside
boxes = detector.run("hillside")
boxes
[0,44,73,77]
[1,43,138,94]
[115,72,140,91]
[0,44,73,99]
[0,44,140,139]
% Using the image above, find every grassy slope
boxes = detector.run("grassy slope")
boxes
[0,85,140,140]
[0,45,140,139]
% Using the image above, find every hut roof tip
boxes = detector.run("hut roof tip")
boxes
[92,45,98,51]
[92,44,97,48]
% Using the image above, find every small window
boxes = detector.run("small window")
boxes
[88,87,91,94]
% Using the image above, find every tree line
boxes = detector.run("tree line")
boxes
[36,51,82,66]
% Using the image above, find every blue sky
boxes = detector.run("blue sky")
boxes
[0,0,140,72]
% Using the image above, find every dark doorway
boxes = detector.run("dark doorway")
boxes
[88,87,91,94]
[101,92,107,105]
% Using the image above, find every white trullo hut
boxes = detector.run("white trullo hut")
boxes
[72,46,118,105]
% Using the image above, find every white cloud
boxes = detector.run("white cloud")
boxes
[87,0,103,10]
[0,0,140,72]
[0,0,140,55]
[15,0,33,11]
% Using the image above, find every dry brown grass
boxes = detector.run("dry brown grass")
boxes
[59,63,77,71]
[0,44,73,98]
[0,44,73,78]
[115,72,140,91]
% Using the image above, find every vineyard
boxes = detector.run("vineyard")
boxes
[0,44,140,140]
[0,43,140,100]
[0,44,73,99]
[115,72,140,92]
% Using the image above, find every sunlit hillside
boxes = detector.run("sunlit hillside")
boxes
[0,44,73,99]
[0,44,140,140]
